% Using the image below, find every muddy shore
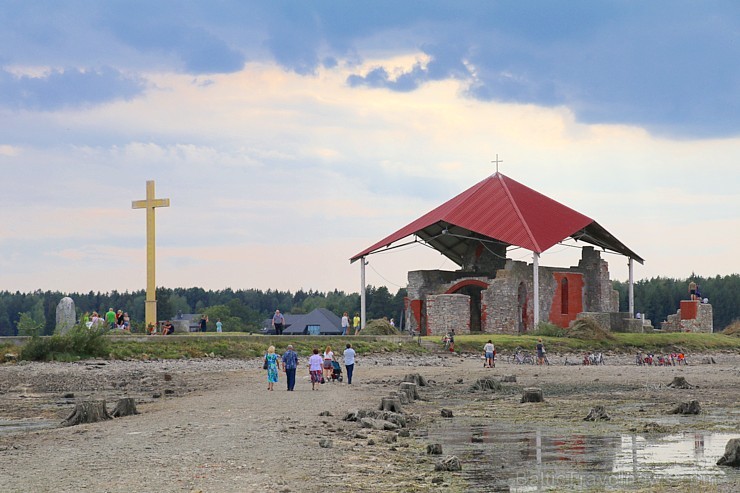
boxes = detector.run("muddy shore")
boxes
[1,351,739,492]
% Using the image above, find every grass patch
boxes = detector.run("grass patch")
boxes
[106,334,424,360]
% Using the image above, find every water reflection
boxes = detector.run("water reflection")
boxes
[427,422,739,491]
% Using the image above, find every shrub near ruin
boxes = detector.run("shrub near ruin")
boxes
[20,325,109,362]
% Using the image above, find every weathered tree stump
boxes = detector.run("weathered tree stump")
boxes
[403,373,428,387]
[379,396,403,413]
[701,356,716,365]
[110,398,140,418]
[521,387,544,403]
[584,405,611,421]
[389,391,409,405]
[399,382,420,401]
[435,455,462,471]
[440,408,453,418]
[717,438,740,467]
[469,377,503,392]
[500,375,517,383]
[667,377,694,389]
[427,443,443,455]
[671,400,701,415]
[61,400,111,427]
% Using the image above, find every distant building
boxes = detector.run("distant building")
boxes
[261,308,342,335]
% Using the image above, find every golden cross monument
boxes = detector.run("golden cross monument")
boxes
[132,180,170,330]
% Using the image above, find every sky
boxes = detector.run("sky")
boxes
[1,1,738,296]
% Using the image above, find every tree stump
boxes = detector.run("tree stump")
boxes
[469,377,502,392]
[584,406,611,421]
[434,455,462,471]
[427,443,443,455]
[440,408,453,418]
[399,382,419,401]
[403,373,428,387]
[389,391,409,405]
[61,400,111,427]
[379,396,403,413]
[110,398,140,418]
[717,438,740,467]
[667,377,694,389]
[671,400,701,415]
[521,387,544,403]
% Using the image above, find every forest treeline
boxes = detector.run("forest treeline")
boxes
[0,286,407,336]
[1,274,737,336]
[613,274,739,331]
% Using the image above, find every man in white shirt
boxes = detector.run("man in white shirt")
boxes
[343,343,356,384]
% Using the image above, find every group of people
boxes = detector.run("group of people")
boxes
[85,308,130,331]
[636,350,687,366]
[262,343,357,391]
[340,312,362,335]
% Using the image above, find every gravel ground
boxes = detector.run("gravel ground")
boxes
[1,351,739,492]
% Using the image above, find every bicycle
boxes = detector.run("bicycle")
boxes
[508,347,535,365]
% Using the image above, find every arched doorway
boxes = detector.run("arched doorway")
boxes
[518,282,528,333]
[446,280,488,332]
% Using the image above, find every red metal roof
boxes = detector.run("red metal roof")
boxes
[350,172,643,263]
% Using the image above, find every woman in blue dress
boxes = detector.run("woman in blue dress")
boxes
[265,345,280,391]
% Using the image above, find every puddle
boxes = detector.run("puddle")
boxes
[0,419,57,435]
[425,422,740,491]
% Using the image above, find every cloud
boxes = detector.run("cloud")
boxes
[0,67,145,111]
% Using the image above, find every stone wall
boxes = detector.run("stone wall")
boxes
[425,294,470,336]
[406,247,624,335]
[663,302,714,333]
[576,312,646,333]
[578,247,618,312]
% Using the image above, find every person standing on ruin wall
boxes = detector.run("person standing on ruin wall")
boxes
[689,281,697,301]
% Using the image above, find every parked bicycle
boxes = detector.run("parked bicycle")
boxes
[508,346,535,365]
[583,352,606,365]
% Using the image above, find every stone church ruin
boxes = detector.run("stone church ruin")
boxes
[351,172,713,336]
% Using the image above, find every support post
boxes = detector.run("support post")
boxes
[360,257,367,330]
[628,258,635,317]
[533,252,540,328]
[132,180,170,331]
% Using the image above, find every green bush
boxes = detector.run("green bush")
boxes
[20,325,110,362]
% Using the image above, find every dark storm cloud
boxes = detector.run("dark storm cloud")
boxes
[1,1,738,136]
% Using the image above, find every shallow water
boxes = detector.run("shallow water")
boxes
[425,421,740,491]
[0,418,57,435]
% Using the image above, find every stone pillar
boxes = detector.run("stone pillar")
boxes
[55,297,76,334]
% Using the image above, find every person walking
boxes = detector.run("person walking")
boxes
[281,344,298,391]
[484,340,495,368]
[341,312,349,336]
[308,348,323,390]
[353,312,361,335]
[322,345,335,381]
[272,309,285,335]
[216,318,223,333]
[536,338,546,366]
[343,343,356,385]
[264,346,279,391]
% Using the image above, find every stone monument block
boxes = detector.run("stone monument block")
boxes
[56,297,76,334]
